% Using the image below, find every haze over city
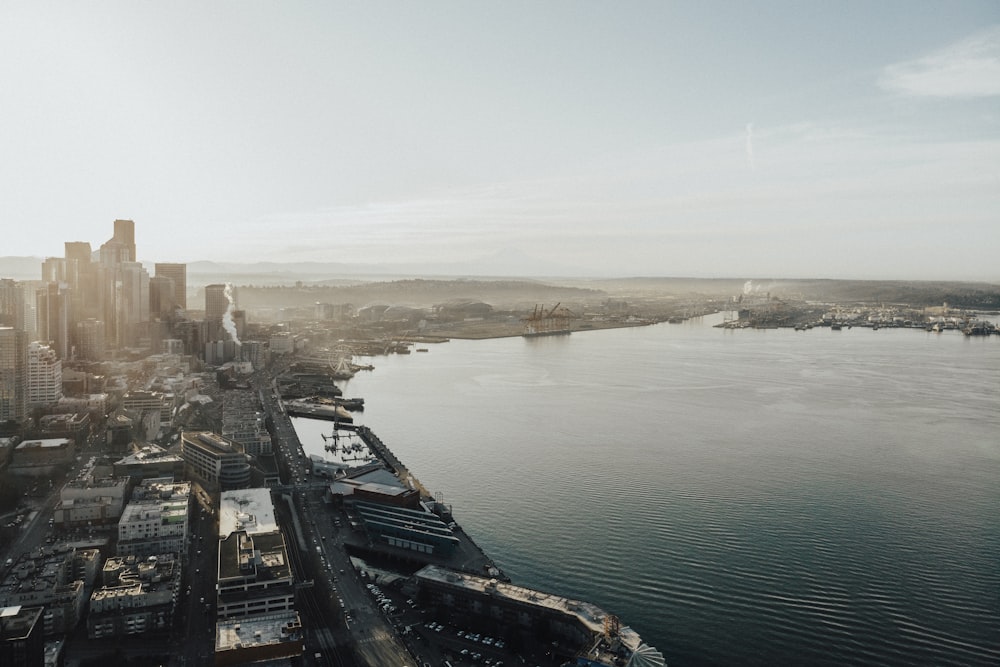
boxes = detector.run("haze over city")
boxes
[2,2,999,280]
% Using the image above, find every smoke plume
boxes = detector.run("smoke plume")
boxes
[223,282,240,345]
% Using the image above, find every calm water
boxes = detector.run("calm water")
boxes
[293,315,1000,666]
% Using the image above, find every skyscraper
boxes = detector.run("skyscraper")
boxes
[0,327,28,423]
[36,282,71,359]
[75,319,105,361]
[154,263,186,310]
[112,219,136,263]
[205,283,233,342]
[0,279,25,331]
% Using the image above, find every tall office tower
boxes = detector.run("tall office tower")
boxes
[0,327,28,423]
[154,263,186,310]
[205,283,232,341]
[117,262,149,348]
[36,282,72,359]
[64,241,92,263]
[112,219,136,262]
[0,279,25,330]
[27,341,62,408]
[19,281,39,340]
[63,241,100,322]
[149,276,176,317]
[75,319,106,361]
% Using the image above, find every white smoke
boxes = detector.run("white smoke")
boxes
[222,282,240,345]
[743,280,754,295]
[745,122,756,171]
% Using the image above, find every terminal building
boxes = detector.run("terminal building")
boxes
[415,565,664,667]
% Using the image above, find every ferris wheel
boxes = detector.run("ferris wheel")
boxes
[328,344,355,378]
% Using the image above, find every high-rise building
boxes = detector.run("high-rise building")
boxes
[75,319,106,361]
[154,263,186,310]
[205,284,230,322]
[64,241,93,263]
[149,276,176,317]
[0,327,28,423]
[0,279,25,331]
[27,341,62,408]
[205,283,233,342]
[112,219,136,263]
[36,282,72,359]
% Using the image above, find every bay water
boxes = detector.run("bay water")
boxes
[293,314,1000,666]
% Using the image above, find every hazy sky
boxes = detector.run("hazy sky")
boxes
[2,2,998,279]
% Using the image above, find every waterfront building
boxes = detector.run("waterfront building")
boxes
[117,479,191,558]
[27,341,62,408]
[415,564,664,667]
[0,327,28,423]
[181,431,251,491]
[153,262,186,310]
[0,604,45,667]
[87,554,181,639]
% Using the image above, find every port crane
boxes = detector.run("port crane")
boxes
[522,302,576,335]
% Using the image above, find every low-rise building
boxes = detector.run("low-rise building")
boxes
[117,479,190,558]
[181,431,251,491]
[87,554,181,639]
[216,489,294,620]
[0,548,100,636]
[9,438,74,477]
[112,444,185,481]
[52,475,130,527]
[215,611,303,666]
[0,604,45,667]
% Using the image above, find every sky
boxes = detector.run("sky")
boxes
[1,1,999,280]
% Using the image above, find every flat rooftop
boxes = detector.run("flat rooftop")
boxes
[219,488,277,537]
[216,610,302,653]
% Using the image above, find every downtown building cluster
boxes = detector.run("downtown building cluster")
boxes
[1,220,305,665]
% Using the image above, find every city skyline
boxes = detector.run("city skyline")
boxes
[2,2,999,281]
